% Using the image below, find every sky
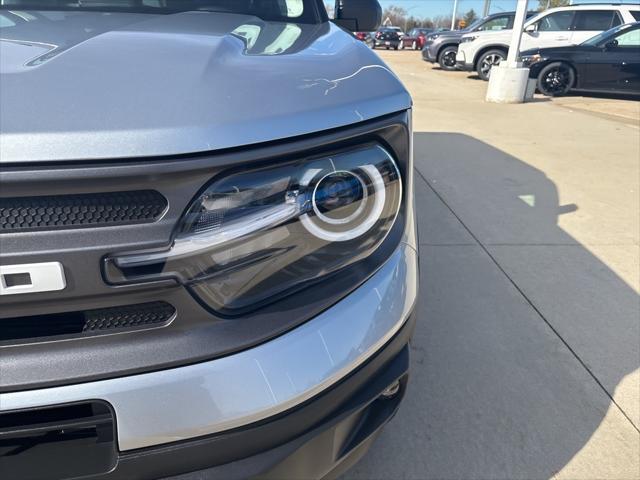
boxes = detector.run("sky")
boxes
[377,0,639,20]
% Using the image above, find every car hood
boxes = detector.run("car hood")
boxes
[429,31,462,40]
[0,10,410,163]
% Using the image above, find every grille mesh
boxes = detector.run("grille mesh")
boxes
[0,302,176,342]
[83,302,176,332]
[0,190,167,233]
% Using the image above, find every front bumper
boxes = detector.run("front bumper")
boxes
[422,43,437,62]
[122,313,416,480]
[455,50,474,71]
[1,243,418,478]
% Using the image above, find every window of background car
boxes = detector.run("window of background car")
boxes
[573,10,621,31]
[466,17,485,31]
[536,11,574,31]
[632,11,640,22]
[476,15,510,31]
[615,27,640,47]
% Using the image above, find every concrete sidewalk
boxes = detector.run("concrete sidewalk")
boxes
[344,52,639,479]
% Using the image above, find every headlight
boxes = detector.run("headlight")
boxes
[460,36,477,43]
[105,144,402,314]
[428,34,440,40]
[521,54,546,66]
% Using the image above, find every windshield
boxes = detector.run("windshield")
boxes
[465,17,485,32]
[0,0,318,23]
[582,22,633,46]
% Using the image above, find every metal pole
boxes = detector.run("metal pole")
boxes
[451,0,459,30]
[505,0,529,68]
[482,0,491,17]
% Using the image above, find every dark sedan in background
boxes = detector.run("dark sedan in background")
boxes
[373,27,402,50]
[422,11,536,70]
[522,22,640,96]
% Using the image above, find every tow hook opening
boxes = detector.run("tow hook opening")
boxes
[380,379,401,399]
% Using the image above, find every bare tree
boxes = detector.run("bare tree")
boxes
[463,8,478,26]
[432,15,452,29]
[537,0,569,11]
[382,5,408,27]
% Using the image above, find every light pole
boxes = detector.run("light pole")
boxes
[450,0,459,30]
[482,0,491,17]
[505,0,529,68]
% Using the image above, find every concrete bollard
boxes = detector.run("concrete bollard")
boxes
[486,64,530,104]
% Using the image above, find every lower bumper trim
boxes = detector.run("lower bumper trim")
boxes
[456,61,474,71]
[115,314,415,480]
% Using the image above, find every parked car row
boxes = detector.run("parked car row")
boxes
[419,3,640,96]
[356,27,450,51]
[422,11,538,71]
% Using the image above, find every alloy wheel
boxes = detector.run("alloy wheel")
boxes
[442,51,456,68]
[480,53,504,79]
[540,64,573,96]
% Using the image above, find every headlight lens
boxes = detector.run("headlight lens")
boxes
[521,54,546,66]
[105,144,402,314]
[460,36,476,43]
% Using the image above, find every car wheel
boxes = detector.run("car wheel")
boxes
[393,45,399,50]
[386,46,389,50]
[477,49,506,81]
[412,41,417,50]
[537,62,575,97]
[438,46,458,71]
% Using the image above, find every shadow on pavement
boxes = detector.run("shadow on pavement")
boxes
[344,133,639,479]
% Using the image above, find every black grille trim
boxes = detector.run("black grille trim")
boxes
[0,190,167,233]
[0,302,176,342]
[0,402,117,480]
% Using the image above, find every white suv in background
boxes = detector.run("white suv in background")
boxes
[456,3,640,80]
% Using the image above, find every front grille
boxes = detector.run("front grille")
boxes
[0,190,167,233]
[0,301,176,342]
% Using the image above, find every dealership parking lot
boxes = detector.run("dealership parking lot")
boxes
[344,51,639,479]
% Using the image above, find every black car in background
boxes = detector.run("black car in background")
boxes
[422,11,537,70]
[373,27,402,50]
[522,22,640,96]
